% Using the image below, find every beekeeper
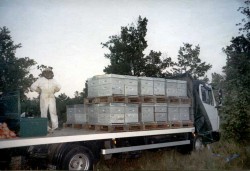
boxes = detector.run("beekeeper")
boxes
[31,68,61,132]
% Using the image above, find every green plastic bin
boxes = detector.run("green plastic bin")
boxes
[19,118,47,137]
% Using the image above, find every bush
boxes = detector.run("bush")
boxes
[95,140,249,170]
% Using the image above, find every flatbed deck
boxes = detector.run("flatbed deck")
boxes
[0,127,194,149]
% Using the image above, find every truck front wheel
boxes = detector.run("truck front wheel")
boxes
[61,145,94,170]
[194,136,204,151]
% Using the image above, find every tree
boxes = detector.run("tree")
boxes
[221,0,250,142]
[102,16,148,76]
[237,0,250,38]
[143,50,174,77]
[21,97,40,117]
[222,36,250,142]
[211,73,225,89]
[73,90,85,104]
[37,64,53,76]
[102,16,175,77]
[0,26,36,98]
[211,72,225,105]
[56,93,70,127]
[173,43,212,80]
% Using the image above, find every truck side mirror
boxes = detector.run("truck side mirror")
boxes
[218,89,222,105]
[215,89,223,108]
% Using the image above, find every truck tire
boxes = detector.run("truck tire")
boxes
[61,145,94,170]
[0,149,11,169]
[194,136,204,151]
[176,143,193,154]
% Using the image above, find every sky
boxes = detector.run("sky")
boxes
[0,0,245,98]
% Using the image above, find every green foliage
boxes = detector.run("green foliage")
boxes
[237,0,250,38]
[0,26,37,99]
[96,141,249,170]
[102,16,148,76]
[215,0,250,143]
[211,72,225,105]
[211,73,225,89]
[102,17,210,79]
[222,35,250,142]
[173,43,212,80]
[37,65,53,77]
[55,91,87,127]
[21,98,40,117]
[143,50,174,77]
[102,16,175,77]
[56,93,70,127]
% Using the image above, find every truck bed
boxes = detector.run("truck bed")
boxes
[0,127,194,149]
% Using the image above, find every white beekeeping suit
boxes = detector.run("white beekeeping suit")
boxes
[31,68,61,132]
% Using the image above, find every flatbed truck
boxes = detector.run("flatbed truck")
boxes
[0,74,220,170]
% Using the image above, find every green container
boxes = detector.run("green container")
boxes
[19,118,47,137]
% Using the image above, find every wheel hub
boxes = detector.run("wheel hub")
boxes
[69,153,89,170]
[195,137,204,151]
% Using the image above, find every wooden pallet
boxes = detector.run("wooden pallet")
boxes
[86,95,181,104]
[94,96,112,103]
[155,122,171,129]
[140,96,155,103]
[126,96,140,103]
[85,96,141,104]
[182,121,193,127]
[113,96,127,103]
[141,122,171,130]
[168,96,180,105]
[63,123,87,129]
[180,97,192,105]
[87,124,127,132]
[64,121,193,133]
[84,98,96,104]
[126,123,141,131]
[155,96,167,103]
[85,96,122,104]
[170,121,182,128]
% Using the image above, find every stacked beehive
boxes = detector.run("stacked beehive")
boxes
[81,74,191,126]
[66,104,86,124]
[86,74,139,125]
[139,77,154,123]
[166,79,191,123]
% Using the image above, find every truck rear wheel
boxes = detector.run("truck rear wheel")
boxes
[61,145,94,170]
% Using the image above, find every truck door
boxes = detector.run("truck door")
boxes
[199,84,220,131]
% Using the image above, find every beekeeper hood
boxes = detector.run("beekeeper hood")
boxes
[42,68,54,79]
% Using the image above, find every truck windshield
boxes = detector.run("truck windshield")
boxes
[201,86,214,106]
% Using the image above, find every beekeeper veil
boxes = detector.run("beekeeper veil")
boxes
[42,68,54,79]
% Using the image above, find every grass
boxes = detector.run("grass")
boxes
[95,140,250,170]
